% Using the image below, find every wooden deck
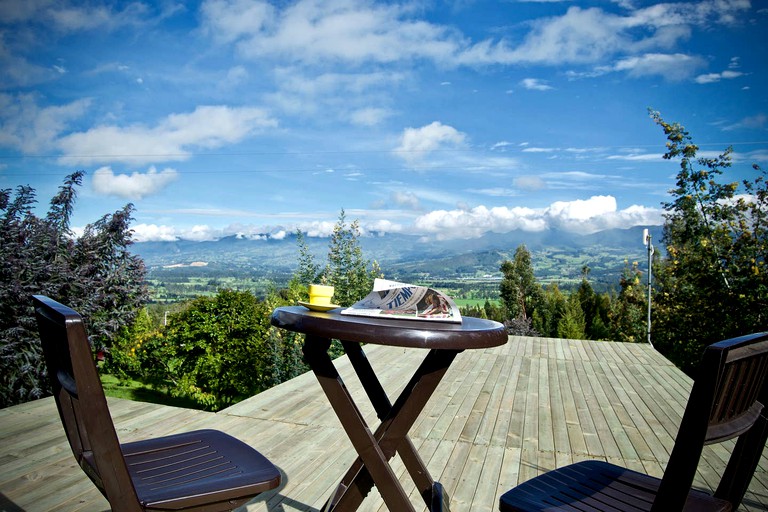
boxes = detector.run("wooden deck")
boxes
[1,336,767,511]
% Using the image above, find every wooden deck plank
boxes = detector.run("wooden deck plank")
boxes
[547,358,571,458]
[556,357,588,457]
[2,337,767,511]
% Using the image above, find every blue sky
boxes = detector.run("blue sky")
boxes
[1,0,766,242]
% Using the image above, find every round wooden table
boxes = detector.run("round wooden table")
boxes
[271,306,508,512]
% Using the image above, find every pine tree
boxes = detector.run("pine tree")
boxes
[557,293,586,340]
[499,244,542,322]
[322,209,381,307]
[294,229,320,286]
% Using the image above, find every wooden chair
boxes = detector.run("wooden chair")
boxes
[499,332,768,512]
[33,295,281,512]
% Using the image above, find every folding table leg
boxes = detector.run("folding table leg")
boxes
[327,341,458,511]
[303,336,415,512]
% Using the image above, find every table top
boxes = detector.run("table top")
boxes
[271,306,508,350]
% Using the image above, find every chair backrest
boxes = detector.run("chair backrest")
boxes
[653,332,768,511]
[33,295,142,511]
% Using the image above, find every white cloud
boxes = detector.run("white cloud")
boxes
[131,223,179,242]
[720,113,768,132]
[546,195,616,221]
[57,105,277,164]
[568,52,707,81]
[412,195,663,239]
[223,65,249,88]
[202,0,459,64]
[522,146,558,153]
[414,205,547,240]
[491,141,513,151]
[495,7,628,65]
[607,152,665,161]
[614,53,707,80]
[459,1,749,73]
[468,188,520,197]
[181,225,221,242]
[364,219,403,234]
[695,69,746,84]
[197,0,752,85]
[0,38,58,88]
[132,195,664,242]
[515,176,547,190]
[544,196,663,232]
[132,223,235,243]
[265,67,403,120]
[390,190,421,210]
[201,0,275,44]
[349,107,392,126]
[0,0,152,32]
[298,220,338,238]
[0,93,91,153]
[520,78,554,91]
[394,121,466,164]
[92,166,179,199]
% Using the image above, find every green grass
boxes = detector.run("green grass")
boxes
[99,374,205,410]
[454,298,500,308]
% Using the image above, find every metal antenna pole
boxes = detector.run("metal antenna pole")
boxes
[644,229,654,349]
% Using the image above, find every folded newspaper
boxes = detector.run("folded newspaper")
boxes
[341,279,462,323]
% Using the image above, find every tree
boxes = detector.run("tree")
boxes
[608,261,647,343]
[294,229,320,287]
[499,244,542,323]
[484,299,505,323]
[649,111,767,373]
[533,284,567,338]
[69,204,149,352]
[577,267,612,340]
[321,209,382,307]
[139,290,272,410]
[557,293,586,340]
[0,173,148,408]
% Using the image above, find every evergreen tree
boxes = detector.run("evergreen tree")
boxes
[557,293,586,340]
[321,209,382,306]
[499,244,542,322]
[484,299,505,323]
[533,284,567,338]
[294,229,320,286]
[609,261,647,343]
[577,266,612,340]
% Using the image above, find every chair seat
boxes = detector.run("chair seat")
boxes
[499,460,731,512]
[122,429,281,510]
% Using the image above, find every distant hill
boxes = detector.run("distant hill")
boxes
[132,226,658,289]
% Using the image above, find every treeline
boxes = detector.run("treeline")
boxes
[460,256,645,345]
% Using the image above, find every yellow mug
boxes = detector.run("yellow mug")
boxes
[308,284,334,305]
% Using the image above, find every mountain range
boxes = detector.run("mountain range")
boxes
[132,226,659,289]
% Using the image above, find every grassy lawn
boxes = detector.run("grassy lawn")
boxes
[99,374,205,410]
[454,298,500,308]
